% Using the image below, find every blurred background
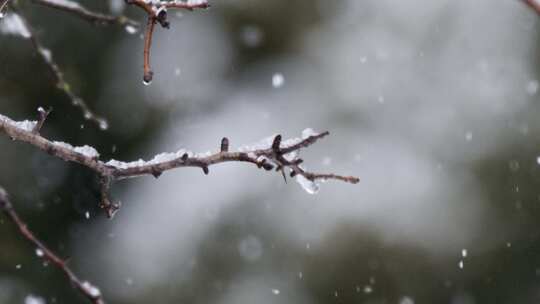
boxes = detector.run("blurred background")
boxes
[2,0,540,303]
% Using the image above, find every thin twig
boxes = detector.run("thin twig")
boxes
[14,11,109,130]
[21,0,208,83]
[0,0,9,15]
[143,16,157,84]
[125,0,210,81]
[31,0,138,27]
[0,111,359,217]
[0,187,105,304]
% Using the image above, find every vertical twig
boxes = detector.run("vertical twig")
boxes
[143,16,157,84]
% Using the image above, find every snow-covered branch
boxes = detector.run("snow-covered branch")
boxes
[0,187,105,304]
[0,110,359,217]
[28,0,211,83]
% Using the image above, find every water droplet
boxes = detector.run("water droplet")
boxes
[296,174,320,194]
[458,260,464,269]
[82,281,101,298]
[272,73,285,88]
[125,25,138,34]
[271,289,280,295]
[35,248,44,257]
[15,264,21,269]
[360,56,368,63]
[298,272,303,279]
[461,248,468,258]
[125,277,134,286]
[142,79,152,86]
[174,67,181,77]
[506,242,512,248]
[85,211,90,219]
[536,156,540,165]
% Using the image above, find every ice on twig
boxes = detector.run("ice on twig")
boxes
[81,281,101,298]
[295,174,320,194]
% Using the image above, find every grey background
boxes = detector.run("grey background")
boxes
[2,0,540,303]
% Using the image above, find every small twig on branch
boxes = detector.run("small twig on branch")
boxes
[12,10,109,130]
[143,16,157,84]
[0,187,105,304]
[0,110,359,217]
[32,106,51,134]
[12,0,209,84]
[31,0,138,27]
[125,0,211,83]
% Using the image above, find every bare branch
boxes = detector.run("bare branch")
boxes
[0,187,105,304]
[31,0,138,27]
[125,0,210,81]
[14,11,109,130]
[15,0,209,83]
[0,111,359,217]
[0,0,9,16]
[143,16,157,84]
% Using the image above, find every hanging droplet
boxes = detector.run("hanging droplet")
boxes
[142,79,152,86]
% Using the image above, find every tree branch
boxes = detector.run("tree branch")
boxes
[13,11,109,130]
[0,110,359,217]
[0,0,9,16]
[0,187,105,304]
[10,0,209,84]
[125,0,210,82]
[143,16,157,84]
